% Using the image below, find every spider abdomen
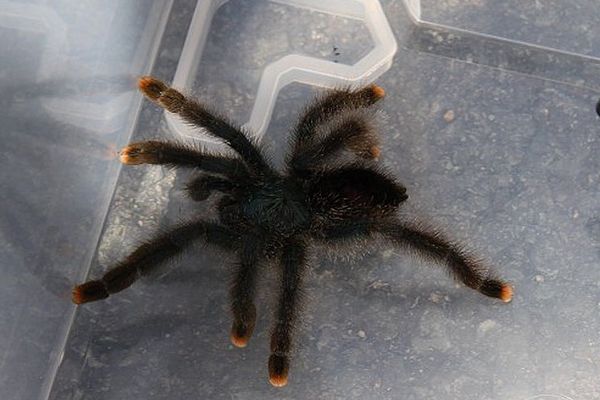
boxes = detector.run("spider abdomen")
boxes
[308,166,407,222]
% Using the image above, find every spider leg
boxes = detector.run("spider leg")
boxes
[380,221,512,301]
[229,239,262,348]
[120,140,248,179]
[268,241,307,387]
[291,85,384,153]
[185,175,236,201]
[137,76,270,173]
[289,116,380,173]
[72,221,237,304]
[319,220,513,302]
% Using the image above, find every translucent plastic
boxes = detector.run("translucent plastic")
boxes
[0,1,172,399]
[3,1,599,399]
[416,0,600,61]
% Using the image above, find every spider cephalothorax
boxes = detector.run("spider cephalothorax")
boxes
[73,76,512,387]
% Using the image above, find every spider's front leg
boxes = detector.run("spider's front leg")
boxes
[229,239,263,348]
[119,140,248,180]
[72,221,236,304]
[268,241,307,387]
[137,76,269,173]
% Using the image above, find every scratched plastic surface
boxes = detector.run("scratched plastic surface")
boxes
[419,0,600,60]
[3,1,599,399]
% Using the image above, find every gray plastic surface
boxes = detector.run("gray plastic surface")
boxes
[2,1,599,399]
[418,0,600,60]
[0,1,172,399]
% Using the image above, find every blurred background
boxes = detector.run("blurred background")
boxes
[1,1,599,399]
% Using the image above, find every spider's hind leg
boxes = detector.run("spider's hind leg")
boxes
[268,241,307,387]
[380,221,513,302]
[72,221,236,304]
[119,140,248,180]
[319,220,512,302]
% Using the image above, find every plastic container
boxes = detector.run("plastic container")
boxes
[3,1,599,399]
[415,0,600,61]
[0,2,173,400]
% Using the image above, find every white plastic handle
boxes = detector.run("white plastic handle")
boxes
[167,0,398,142]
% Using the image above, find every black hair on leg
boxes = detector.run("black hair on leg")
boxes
[137,77,270,173]
[315,219,512,303]
[186,175,236,201]
[77,76,512,385]
[72,221,236,304]
[292,85,385,151]
[379,221,513,302]
[320,117,381,160]
[289,117,380,173]
[268,241,307,387]
[120,140,248,179]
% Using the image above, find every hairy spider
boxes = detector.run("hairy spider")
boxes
[73,76,513,387]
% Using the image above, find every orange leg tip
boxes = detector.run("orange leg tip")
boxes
[230,332,250,348]
[268,354,289,387]
[269,373,288,388]
[119,148,135,164]
[119,144,156,165]
[71,286,85,305]
[230,318,255,348]
[137,76,167,101]
[370,84,385,99]
[119,146,141,165]
[500,284,513,303]
[71,281,108,305]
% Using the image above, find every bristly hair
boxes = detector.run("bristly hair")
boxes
[73,76,512,388]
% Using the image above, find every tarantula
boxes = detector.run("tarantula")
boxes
[73,76,512,387]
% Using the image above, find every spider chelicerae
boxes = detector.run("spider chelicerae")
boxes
[73,76,513,387]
